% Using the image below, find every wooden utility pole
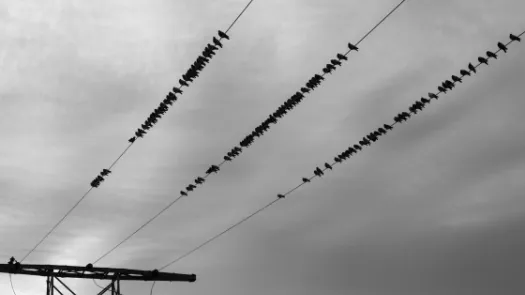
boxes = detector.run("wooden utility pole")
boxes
[1,261,196,294]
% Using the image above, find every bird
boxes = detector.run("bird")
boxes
[100,169,111,176]
[486,51,497,59]
[497,42,508,53]
[315,167,324,176]
[331,59,342,66]
[510,33,521,42]
[213,37,223,48]
[438,86,447,93]
[336,53,348,61]
[8,257,16,265]
[218,30,230,40]
[172,87,183,94]
[383,124,393,130]
[468,63,477,73]
[206,165,220,174]
[302,177,311,183]
[354,144,362,151]
[452,75,462,83]
[348,42,359,51]
[180,191,188,196]
[445,80,455,89]
[179,79,189,87]
[478,56,489,65]
[334,157,342,163]
[322,68,333,75]
[186,184,196,191]
[324,163,333,170]
[128,137,136,143]
[300,87,310,93]
[224,156,232,161]
[277,194,285,199]
[326,64,337,71]
[460,69,471,76]
[428,93,438,99]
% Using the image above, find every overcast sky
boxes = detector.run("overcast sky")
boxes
[1,0,525,294]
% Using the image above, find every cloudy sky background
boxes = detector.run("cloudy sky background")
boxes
[1,0,525,294]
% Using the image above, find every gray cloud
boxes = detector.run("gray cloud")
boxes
[2,0,525,294]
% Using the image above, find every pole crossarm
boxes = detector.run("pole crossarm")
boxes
[0,263,196,282]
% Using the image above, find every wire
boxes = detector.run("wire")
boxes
[20,187,93,262]
[91,0,408,265]
[93,196,184,264]
[160,199,279,270]
[157,31,523,270]
[355,0,407,46]
[225,0,257,34]
[19,0,259,263]
[150,281,156,295]
[9,274,18,295]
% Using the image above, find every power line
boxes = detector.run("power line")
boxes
[91,0,408,265]
[156,31,524,271]
[9,274,18,295]
[19,0,259,263]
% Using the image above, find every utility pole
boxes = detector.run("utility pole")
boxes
[1,260,196,295]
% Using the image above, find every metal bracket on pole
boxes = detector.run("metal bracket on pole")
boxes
[1,262,196,295]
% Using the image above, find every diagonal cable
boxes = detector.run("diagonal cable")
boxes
[92,0,408,265]
[156,30,524,271]
[19,0,259,263]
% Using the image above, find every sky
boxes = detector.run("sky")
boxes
[1,0,525,294]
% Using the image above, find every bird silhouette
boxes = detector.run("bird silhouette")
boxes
[468,63,477,73]
[326,64,337,71]
[420,97,431,104]
[486,51,497,59]
[497,42,508,53]
[302,177,311,183]
[195,177,205,184]
[510,33,521,42]
[212,37,223,48]
[445,80,455,89]
[315,167,324,176]
[206,165,220,174]
[301,87,311,93]
[428,93,438,99]
[331,59,342,66]
[383,124,393,131]
[478,56,489,65]
[353,144,362,151]
[336,53,348,61]
[322,68,333,75]
[100,169,111,176]
[438,86,447,93]
[179,79,189,87]
[277,194,285,199]
[460,69,471,76]
[172,87,183,94]
[334,157,342,163]
[348,42,359,51]
[218,30,230,40]
[452,75,462,83]
[128,137,136,143]
[324,163,333,170]
[180,191,188,196]
[224,156,232,161]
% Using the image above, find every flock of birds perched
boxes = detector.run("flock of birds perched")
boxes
[89,30,230,188]
[276,33,521,195]
[173,42,361,197]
